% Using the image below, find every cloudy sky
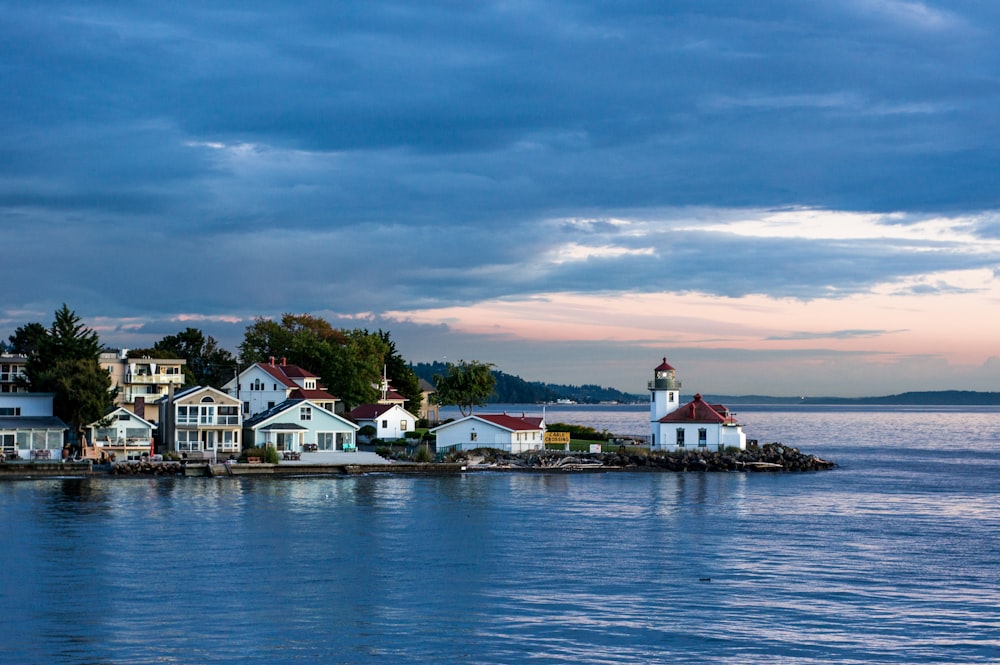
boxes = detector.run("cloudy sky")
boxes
[3,1,1000,396]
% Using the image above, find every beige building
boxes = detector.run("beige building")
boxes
[100,349,186,423]
[0,354,28,394]
[158,385,242,460]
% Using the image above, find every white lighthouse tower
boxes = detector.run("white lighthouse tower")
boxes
[649,357,682,425]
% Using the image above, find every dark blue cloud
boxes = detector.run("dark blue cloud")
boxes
[3,0,1000,346]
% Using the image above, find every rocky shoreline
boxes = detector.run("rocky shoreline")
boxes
[2,443,834,478]
[448,443,835,472]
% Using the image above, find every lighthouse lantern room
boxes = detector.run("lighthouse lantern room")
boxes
[649,357,682,423]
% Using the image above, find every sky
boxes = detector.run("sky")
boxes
[3,1,1000,397]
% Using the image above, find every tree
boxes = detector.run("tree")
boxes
[151,328,236,388]
[8,322,48,356]
[23,304,114,443]
[433,360,497,416]
[238,315,388,410]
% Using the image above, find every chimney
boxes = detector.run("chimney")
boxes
[269,356,275,366]
[134,396,145,419]
[281,357,286,366]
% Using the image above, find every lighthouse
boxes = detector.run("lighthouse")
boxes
[649,357,682,424]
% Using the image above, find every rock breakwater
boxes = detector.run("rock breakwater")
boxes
[110,461,185,476]
[448,443,835,472]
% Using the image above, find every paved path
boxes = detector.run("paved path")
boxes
[279,451,391,465]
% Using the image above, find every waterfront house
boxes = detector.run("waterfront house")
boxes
[347,403,418,442]
[243,399,359,453]
[0,354,27,394]
[417,378,439,424]
[648,357,746,451]
[86,407,156,461]
[159,386,242,460]
[431,413,546,453]
[0,393,68,460]
[100,349,186,424]
[222,358,339,417]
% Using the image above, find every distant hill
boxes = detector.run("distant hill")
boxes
[410,362,645,404]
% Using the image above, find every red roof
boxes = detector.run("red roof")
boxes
[290,388,338,402]
[279,365,318,379]
[655,357,676,371]
[348,403,395,420]
[475,414,544,431]
[658,394,737,424]
[257,362,298,388]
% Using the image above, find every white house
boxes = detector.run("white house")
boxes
[243,399,359,453]
[159,385,242,460]
[431,413,546,453]
[347,403,418,441]
[222,357,339,417]
[86,407,156,461]
[0,393,68,460]
[648,357,746,451]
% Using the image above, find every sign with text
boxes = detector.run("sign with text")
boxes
[545,431,570,444]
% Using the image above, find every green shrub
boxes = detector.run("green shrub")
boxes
[412,445,432,463]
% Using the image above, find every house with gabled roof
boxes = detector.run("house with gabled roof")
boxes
[347,403,417,442]
[86,406,156,462]
[159,385,242,460]
[222,357,338,417]
[0,393,67,460]
[648,357,746,451]
[243,399,359,453]
[431,413,546,453]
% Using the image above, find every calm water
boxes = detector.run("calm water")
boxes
[2,406,999,664]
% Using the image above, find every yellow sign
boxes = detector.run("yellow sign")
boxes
[545,431,570,444]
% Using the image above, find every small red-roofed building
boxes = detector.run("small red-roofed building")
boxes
[430,413,546,453]
[347,402,418,441]
[222,357,339,417]
[648,357,746,451]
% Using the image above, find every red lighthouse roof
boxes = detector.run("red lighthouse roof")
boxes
[655,357,675,371]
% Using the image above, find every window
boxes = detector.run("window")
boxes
[381,419,388,429]
[336,432,354,450]
[470,432,478,442]
[199,406,215,425]
[243,401,250,414]
[200,396,215,403]
[177,431,200,452]
[0,407,20,416]
[698,428,707,447]
[118,413,130,421]
[218,431,239,451]
[177,405,196,425]
[218,405,239,425]
[267,402,275,410]
[300,406,312,421]
[400,420,407,431]
[676,429,685,447]
[317,432,334,451]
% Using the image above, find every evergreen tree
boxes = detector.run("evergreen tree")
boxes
[8,322,48,356]
[23,304,114,443]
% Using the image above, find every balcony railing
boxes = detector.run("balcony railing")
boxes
[176,415,241,426]
[126,373,185,385]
